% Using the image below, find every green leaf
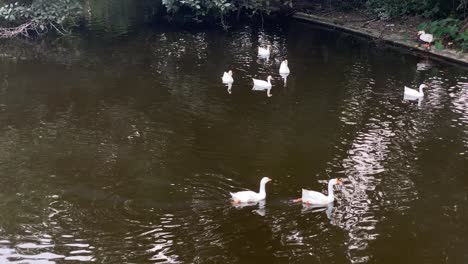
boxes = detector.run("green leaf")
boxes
[435,40,444,50]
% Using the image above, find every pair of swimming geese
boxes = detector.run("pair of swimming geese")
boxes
[221,45,290,97]
[230,177,343,205]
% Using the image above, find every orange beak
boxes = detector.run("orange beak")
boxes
[336,178,343,185]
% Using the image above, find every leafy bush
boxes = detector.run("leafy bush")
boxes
[162,0,288,27]
[0,0,82,37]
[354,0,467,19]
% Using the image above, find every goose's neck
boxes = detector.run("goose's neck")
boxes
[327,181,335,199]
[259,182,267,195]
[419,86,424,95]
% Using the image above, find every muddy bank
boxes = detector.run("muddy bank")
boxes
[292,11,468,66]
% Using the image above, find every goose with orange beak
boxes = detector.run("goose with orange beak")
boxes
[417,31,434,49]
[294,178,342,205]
[230,177,272,203]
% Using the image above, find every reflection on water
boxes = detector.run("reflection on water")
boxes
[450,76,468,151]
[0,18,467,263]
[280,72,289,87]
[403,93,423,107]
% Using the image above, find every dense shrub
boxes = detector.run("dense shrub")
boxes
[0,0,82,38]
[365,0,467,19]
[162,0,292,27]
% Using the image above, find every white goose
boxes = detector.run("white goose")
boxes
[404,84,427,98]
[253,75,272,87]
[221,70,234,83]
[417,31,434,48]
[258,45,271,57]
[252,76,273,97]
[230,177,272,203]
[279,60,290,74]
[294,178,342,205]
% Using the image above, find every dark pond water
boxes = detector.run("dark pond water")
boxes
[0,3,467,263]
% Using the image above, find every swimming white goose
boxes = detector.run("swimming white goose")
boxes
[252,76,273,97]
[252,75,272,87]
[230,177,272,203]
[294,178,342,205]
[417,31,434,48]
[279,60,290,74]
[258,45,271,57]
[404,84,427,98]
[221,70,234,83]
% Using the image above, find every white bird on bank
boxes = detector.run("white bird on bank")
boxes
[417,31,434,49]
[404,84,427,98]
[258,45,271,57]
[252,76,273,97]
[294,178,343,205]
[279,60,290,74]
[221,70,234,83]
[230,177,272,203]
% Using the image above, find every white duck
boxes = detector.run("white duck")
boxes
[404,84,427,98]
[221,70,234,83]
[253,75,273,87]
[279,60,290,74]
[294,178,342,205]
[258,45,271,57]
[230,177,272,203]
[417,31,434,49]
[252,76,273,97]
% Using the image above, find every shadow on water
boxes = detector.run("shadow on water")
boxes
[0,10,467,264]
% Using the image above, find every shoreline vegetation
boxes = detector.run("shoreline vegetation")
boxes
[0,0,466,62]
[293,11,468,65]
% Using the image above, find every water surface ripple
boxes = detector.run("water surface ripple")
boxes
[0,20,467,264]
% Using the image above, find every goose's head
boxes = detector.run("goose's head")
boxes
[228,70,233,76]
[419,84,428,89]
[261,177,272,185]
[282,59,288,65]
[267,45,272,50]
[267,75,273,82]
[417,30,425,36]
[330,178,343,185]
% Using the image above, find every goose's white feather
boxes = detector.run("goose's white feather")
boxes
[404,84,426,98]
[302,189,331,205]
[230,191,264,203]
[300,178,342,205]
[279,60,290,74]
[222,71,233,83]
[230,177,271,203]
[252,76,273,97]
[418,31,434,43]
[258,45,271,57]
[252,76,272,88]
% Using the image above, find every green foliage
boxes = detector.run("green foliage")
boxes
[418,18,468,51]
[163,0,235,17]
[434,40,443,49]
[0,0,82,35]
[162,0,288,26]
[351,0,467,19]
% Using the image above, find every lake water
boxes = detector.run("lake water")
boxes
[0,7,467,264]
